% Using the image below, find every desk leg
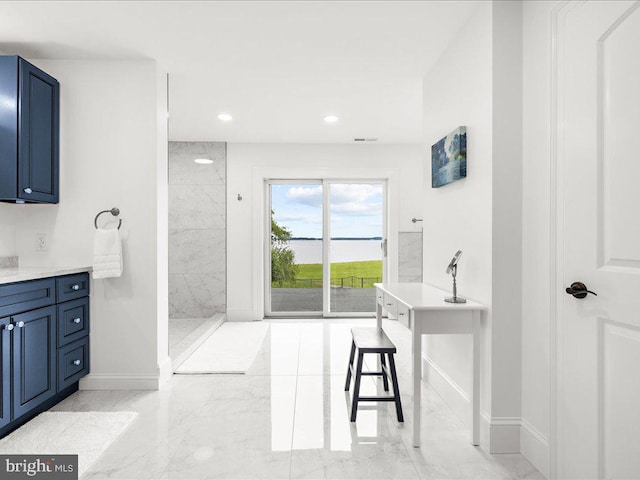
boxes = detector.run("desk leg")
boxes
[376,302,383,372]
[412,312,421,447]
[470,310,481,446]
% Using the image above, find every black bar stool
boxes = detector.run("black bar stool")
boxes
[344,327,404,422]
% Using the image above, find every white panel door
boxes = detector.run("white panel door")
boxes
[559,1,640,478]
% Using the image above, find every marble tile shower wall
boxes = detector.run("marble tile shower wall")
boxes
[168,142,226,319]
[398,231,422,283]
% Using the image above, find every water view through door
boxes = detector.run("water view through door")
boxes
[268,181,385,316]
[328,183,384,313]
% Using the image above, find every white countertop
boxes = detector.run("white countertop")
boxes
[0,266,92,285]
[374,282,487,311]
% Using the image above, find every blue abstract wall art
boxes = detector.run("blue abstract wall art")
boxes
[431,126,467,188]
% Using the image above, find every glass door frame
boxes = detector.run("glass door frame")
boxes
[264,178,387,318]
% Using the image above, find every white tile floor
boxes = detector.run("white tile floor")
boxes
[53,319,544,480]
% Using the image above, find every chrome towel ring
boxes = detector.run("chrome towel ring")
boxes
[94,207,122,230]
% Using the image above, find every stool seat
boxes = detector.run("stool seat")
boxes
[350,327,396,353]
[345,327,404,422]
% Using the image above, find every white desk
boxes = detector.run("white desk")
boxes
[374,283,486,447]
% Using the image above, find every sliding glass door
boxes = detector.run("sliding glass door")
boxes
[328,183,384,313]
[268,181,324,315]
[266,180,386,317]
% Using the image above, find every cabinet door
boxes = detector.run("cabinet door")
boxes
[18,59,59,204]
[0,317,10,429]
[12,306,56,419]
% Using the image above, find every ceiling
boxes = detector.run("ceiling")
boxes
[0,1,477,143]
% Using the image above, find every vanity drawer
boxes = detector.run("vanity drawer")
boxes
[57,297,89,347]
[0,278,55,317]
[397,303,410,329]
[57,337,90,391]
[56,273,90,303]
[383,293,398,318]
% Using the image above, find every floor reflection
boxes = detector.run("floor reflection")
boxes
[61,318,543,480]
[266,320,397,453]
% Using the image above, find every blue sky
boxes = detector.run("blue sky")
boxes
[271,183,383,238]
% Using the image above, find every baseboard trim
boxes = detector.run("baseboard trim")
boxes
[422,353,521,453]
[521,418,550,479]
[79,374,161,390]
[487,417,521,453]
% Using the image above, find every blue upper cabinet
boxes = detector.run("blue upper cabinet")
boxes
[0,56,59,204]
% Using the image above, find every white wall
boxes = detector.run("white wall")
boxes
[0,205,15,257]
[422,0,494,447]
[519,1,558,477]
[226,143,423,321]
[491,0,523,451]
[10,59,170,389]
[156,70,170,383]
[422,1,524,454]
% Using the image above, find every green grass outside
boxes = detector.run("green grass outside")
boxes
[272,260,382,288]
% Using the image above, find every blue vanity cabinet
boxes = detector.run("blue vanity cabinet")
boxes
[0,273,90,437]
[11,306,57,419]
[0,56,59,204]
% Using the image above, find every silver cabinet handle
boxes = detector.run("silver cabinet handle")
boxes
[73,359,81,366]
[23,187,32,194]
[71,284,80,291]
[5,324,14,331]
[73,318,81,324]
[16,321,24,328]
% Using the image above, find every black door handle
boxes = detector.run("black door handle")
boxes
[565,282,597,299]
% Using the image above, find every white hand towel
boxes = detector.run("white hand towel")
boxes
[93,228,123,279]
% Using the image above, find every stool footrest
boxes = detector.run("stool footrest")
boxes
[348,364,390,379]
[349,365,391,379]
[357,396,398,402]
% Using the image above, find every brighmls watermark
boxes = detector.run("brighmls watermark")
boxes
[0,455,77,479]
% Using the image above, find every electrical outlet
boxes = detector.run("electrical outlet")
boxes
[35,233,47,252]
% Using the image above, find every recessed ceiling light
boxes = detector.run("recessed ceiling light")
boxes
[194,158,214,164]
[323,115,339,123]
[217,113,233,122]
